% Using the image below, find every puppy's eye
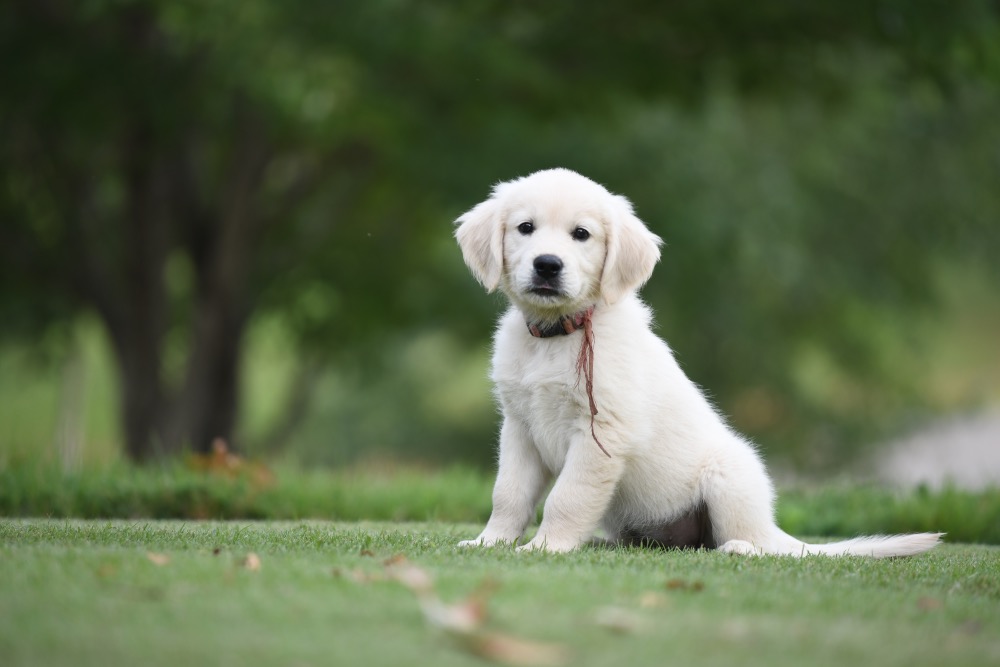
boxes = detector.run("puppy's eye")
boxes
[571,227,590,241]
[517,221,535,235]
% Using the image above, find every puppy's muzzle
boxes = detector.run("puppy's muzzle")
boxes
[531,254,563,296]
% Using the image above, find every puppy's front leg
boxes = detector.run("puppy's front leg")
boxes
[518,435,625,553]
[459,418,549,547]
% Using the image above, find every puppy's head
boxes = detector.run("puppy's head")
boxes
[455,168,662,319]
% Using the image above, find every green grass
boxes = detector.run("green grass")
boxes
[2,463,1000,544]
[1,519,998,667]
[0,463,494,522]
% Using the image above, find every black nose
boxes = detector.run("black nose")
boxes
[533,254,563,279]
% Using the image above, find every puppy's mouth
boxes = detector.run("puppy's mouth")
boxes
[528,281,563,298]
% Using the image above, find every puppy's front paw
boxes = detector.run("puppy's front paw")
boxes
[718,539,761,556]
[457,535,515,548]
[516,536,579,553]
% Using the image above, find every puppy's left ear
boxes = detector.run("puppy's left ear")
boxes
[600,195,663,304]
[455,194,505,292]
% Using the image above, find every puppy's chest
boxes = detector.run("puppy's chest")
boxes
[493,344,589,472]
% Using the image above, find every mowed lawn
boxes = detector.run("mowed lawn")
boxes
[1,520,998,667]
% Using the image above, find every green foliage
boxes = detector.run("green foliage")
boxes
[2,519,999,667]
[1,1,999,464]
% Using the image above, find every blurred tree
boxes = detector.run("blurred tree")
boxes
[0,1,362,460]
[1,0,998,462]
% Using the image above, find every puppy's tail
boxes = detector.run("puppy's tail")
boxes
[766,529,943,558]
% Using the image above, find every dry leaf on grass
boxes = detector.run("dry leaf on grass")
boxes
[146,552,170,566]
[382,553,408,567]
[347,553,570,666]
[638,591,669,609]
[349,568,387,584]
[464,631,570,667]
[388,562,434,594]
[241,552,262,572]
[95,563,117,579]
[665,578,704,592]
[418,596,488,634]
[917,596,944,611]
[593,606,645,635]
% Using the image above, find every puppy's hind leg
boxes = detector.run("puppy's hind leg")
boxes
[699,444,794,556]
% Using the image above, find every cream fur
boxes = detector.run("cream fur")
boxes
[455,168,942,558]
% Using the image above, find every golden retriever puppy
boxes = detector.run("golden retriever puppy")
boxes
[455,168,941,557]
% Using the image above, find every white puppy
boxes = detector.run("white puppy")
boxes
[454,168,941,557]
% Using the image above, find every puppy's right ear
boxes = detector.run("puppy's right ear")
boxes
[455,195,505,292]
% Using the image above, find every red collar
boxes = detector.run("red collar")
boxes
[526,307,596,338]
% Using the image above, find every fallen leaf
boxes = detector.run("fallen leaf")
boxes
[407,572,495,633]
[638,592,668,608]
[466,577,501,617]
[419,597,488,634]
[146,552,170,566]
[594,606,644,634]
[464,631,570,666]
[212,547,221,556]
[387,562,434,594]
[95,563,117,579]
[665,578,704,592]
[347,568,385,584]
[360,549,375,557]
[377,556,568,666]
[241,552,262,572]
[917,597,944,611]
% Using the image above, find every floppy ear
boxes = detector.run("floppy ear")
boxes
[455,194,505,292]
[600,195,663,304]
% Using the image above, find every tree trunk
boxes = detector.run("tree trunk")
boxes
[104,119,265,460]
[161,108,269,455]
[163,295,248,455]
[118,124,171,462]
